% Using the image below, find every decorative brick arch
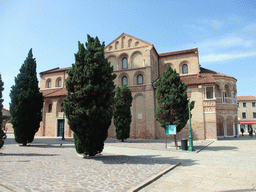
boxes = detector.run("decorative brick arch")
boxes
[130,51,143,68]
[121,36,125,49]
[128,39,132,47]
[224,83,232,97]
[55,77,62,87]
[56,99,64,115]
[179,60,189,74]
[133,70,145,85]
[44,100,53,113]
[217,115,225,136]
[117,52,129,69]
[118,72,130,86]
[115,41,119,50]
[226,115,234,136]
[45,78,52,88]
[107,55,117,71]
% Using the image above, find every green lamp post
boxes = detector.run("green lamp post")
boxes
[61,105,65,140]
[187,89,195,151]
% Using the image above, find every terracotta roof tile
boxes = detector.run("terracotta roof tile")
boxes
[40,88,67,97]
[159,48,198,57]
[40,67,71,75]
[180,73,215,85]
[200,67,234,78]
[237,96,256,101]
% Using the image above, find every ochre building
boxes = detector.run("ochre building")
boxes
[38,33,238,140]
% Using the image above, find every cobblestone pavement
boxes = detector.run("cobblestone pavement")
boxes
[0,134,189,192]
[1,134,254,191]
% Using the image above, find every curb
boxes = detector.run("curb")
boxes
[196,140,214,153]
[127,162,181,192]
[0,183,16,192]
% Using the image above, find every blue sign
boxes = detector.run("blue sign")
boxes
[166,125,176,135]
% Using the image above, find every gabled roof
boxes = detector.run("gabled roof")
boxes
[237,96,256,101]
[200,67,234,79]
[40,88,67,97]
[40,67,71,75]
[159,48,198,57]
[105,33,153,50]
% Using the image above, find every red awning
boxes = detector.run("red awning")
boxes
[239,121,256,124]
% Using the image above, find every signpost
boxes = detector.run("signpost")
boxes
[165,125,176,149]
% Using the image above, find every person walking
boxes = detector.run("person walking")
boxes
[248,126,253,137]
[241,127,244,136]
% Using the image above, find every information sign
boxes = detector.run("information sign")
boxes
[165,125,176,135]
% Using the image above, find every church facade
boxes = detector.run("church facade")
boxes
[38,33,238,140]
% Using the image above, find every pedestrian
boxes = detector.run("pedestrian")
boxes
[248,126,253,137]
[241,127,244,136]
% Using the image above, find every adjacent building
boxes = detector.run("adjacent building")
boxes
[38,33,238,140]
[237,96,256,132]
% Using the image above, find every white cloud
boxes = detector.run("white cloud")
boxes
[195,35,254,53]
[201,19,224,30]
[200,52,256,63]
[243,23,256,32]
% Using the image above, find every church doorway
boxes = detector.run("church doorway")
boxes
[57,119,65,137]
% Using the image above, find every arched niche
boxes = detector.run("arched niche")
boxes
[131,51,143,68]
[107,55,116,71]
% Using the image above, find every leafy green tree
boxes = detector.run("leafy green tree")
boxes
[113,85,133,142]
[64,35,116,156]
[155,65,195,146]
[0,74,4,148]
[9,49,44,146]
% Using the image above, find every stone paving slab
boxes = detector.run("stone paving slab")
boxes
[0,137,180,192]
[138,136,256,192]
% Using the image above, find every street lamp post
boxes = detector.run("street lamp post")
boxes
[62,108,65,140]
[187,89,195,151]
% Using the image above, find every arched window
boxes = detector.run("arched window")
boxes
[122,58,128,69]
[58,79,61,87]
[48,104,52,113]
[122,76,127,85]
[182,64,188,74]
[61,103,64,112]
[48,80,51,88]
[137,75,143,85]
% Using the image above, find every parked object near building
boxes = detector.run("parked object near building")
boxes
[38,33,238,140]
[238,96,256,135]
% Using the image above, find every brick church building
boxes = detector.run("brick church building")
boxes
[38,33,238,140]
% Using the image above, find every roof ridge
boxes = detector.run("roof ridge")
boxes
[105,33,153,49]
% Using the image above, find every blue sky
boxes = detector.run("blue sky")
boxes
[1,0,256,109]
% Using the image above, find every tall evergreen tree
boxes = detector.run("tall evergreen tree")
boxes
[113,85,133,142]
[155,65,195,145]
[0,74,4,148]
[9,49,44,146]
[64,35,116,156]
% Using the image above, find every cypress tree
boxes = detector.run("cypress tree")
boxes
[0,74,4,148]
[9,49,44,146]
[113,85,133,142]
[64,35,116,156]
[155,65,195,145]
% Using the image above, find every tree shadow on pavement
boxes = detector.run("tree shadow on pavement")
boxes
[0,153,59,156]
[25,144,74,148]
[92,154,197,167]
[220,189,256,192]
[200,146,238,151]
[218,136,256,141]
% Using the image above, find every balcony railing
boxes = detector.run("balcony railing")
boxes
[216,97,237,104]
